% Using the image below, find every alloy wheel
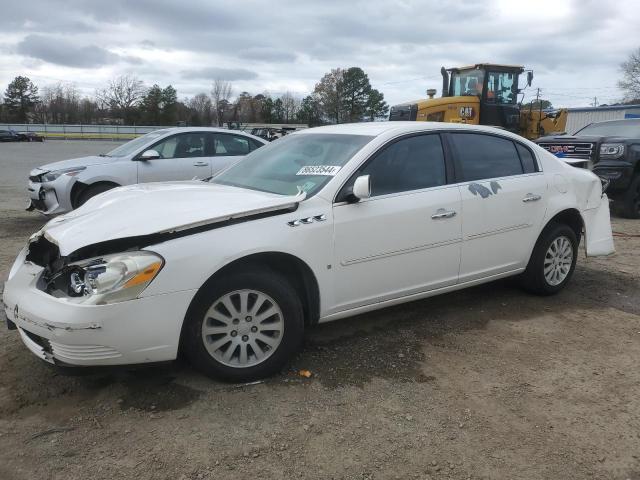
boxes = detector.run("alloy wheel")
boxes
[201,289,284,368]
[543,236,573,286]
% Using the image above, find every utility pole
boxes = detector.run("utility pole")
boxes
[535,88,542,136]
[591,96,599,107]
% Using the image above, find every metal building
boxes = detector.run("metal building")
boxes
[565,104,640,134]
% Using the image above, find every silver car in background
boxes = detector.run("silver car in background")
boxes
[27,127,267,215]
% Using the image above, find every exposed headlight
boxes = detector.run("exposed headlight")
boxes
[599,143,625,159]
[65,251,164,305]
[41,166,86,182]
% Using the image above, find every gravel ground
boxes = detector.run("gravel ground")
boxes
[1,141,639,480]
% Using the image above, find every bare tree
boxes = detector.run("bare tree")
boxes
[188,93,213,125]
[280,91,299,123]
[96,75,146,123]
[619,47,640,102]
[211,79,233,126]
[39,82,81,123]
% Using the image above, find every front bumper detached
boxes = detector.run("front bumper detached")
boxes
[27,180,60,214]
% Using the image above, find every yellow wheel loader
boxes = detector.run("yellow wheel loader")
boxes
[389,63,567,140]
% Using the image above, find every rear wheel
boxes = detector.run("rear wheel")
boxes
[520,222,578,295]
[620,174,640,219]
[183,269,304,381]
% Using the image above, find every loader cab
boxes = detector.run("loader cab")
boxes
[446,64,525,133]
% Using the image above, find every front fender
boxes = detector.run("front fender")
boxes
[139,203,334,303]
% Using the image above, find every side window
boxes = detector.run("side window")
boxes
[249,138,264,151]
[152,133,207,159]
[450,133,523,181]
[214,134,251,156]
[486,71,517,104]
[355,134,447,197]
[516,143,538,173]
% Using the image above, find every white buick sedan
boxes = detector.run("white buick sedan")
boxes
[3,122,614,381]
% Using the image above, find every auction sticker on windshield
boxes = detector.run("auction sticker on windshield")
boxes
[296,166,341,176]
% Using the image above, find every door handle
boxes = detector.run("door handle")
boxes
[522,193,542,202]
[193,161,208,167]
[431,209,457,220]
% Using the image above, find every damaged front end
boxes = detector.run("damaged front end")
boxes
[21,190,305,305]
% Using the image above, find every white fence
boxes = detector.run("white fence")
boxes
[0,123,169,140]
[0,122,309,140]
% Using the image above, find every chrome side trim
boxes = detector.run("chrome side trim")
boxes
[341,237,462,266]
[466,223,531,240]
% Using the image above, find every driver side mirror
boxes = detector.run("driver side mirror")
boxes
[351,175,371,201]
[527,71,534,87]
[139,149,160,161]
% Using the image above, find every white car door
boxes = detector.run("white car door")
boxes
[332,133,462,312]
[210,133,259,176]
[137,132,213,182]
[448,132,548,283]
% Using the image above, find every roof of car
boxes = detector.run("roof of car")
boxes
[153,126,266,140]
[295,121,518,138]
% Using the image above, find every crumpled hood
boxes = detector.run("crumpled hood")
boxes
[36,181,303,256]
[30,155,115,175]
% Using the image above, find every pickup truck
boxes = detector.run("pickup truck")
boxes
[537,118,640,218]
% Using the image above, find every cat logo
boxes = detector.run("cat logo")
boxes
[459,106,475,119]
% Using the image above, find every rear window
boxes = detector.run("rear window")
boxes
[450,133,524,181]
[516,143,538,173]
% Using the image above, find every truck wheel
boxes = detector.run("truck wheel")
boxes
[621,175,640,219]
[520,222,578,296]
[183,269,304,382]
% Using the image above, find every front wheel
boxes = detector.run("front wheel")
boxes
[183,269,304,381]
[520,222,578,295]
[75,183,117,208]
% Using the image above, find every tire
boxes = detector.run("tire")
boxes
[76,183,117,207]
[182,269,304,382]
[520,222,578,296]
[620,174,640,219]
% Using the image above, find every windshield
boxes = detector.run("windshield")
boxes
[105,129,171,157]
[212,133,373,197]
[575,121,640,137]
[450,69,485,97]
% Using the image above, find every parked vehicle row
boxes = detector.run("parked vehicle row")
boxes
[0,129,45,142]
[3,122,614,381]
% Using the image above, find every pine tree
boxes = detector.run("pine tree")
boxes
[4,76,39,123]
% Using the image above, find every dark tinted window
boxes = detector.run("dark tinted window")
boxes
[450,133,523,181]
[249,138,264,151]
[214,134,251,156]
[516,143,537,173]
[152,133,209,159]
[358,134,446,196]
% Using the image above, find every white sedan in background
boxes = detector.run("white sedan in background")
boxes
[4,122,614,381]
[27,127,267,215]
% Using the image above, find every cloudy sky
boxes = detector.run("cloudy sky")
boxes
[1,0,639,108]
